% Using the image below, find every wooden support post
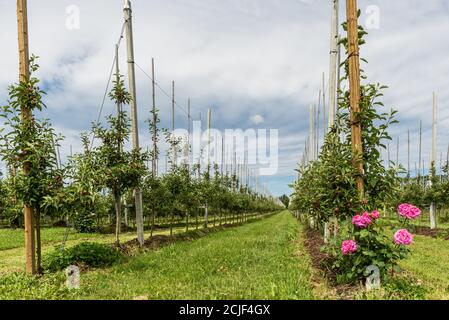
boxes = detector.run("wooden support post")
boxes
[17,0,36,275]
[346,0,364,198]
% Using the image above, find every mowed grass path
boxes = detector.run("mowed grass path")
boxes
[0,215,252,274]
[79,211,314,300]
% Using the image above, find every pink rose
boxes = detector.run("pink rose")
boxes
[394,229,413,245]
[341,240,358,255]
[398,203,421,220]
[352,212,372,228]
[370,210,380,219]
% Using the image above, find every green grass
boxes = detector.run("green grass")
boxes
[0,211,314,300]
[0,214,261,274]
[377,212,449,299]
[4,211,448,300]
[0,227,94,252]
[399,234,449,299]
[75,211,314,300]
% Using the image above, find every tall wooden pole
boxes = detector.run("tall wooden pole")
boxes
[17,0,36,275]
[346,0,364,198]
[124,0,144,246]
[328,0,339,128]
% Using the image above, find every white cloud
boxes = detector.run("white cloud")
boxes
[250,114,264,125]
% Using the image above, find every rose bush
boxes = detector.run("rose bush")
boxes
[329,209,414,284]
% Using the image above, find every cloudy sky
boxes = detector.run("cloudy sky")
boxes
[1,0,449,196]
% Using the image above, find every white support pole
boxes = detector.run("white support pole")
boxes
[430,92,438,229]
[419,120,422,179]
[396,137,399,167]
[151,58,158,177]
[309,104,314,162]
[172,81,176,167]
[124,0,144,246]
[322,72,326,137]
[328,0,339,128]
[204,109,212,228]
[185,98,191,168]
[407,129,410,178]
[387,142,391,167]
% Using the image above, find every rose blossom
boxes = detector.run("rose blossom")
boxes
[398,203,421,220]
[341,240,358,255]
[352,212,372,228]
[370,210,380,219]
[394,229,413,245]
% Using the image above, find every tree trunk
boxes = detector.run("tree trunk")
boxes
[150,205,155,238]
[196,212,199,230]
[204,204,209,228]
[35,206,42,275]
[124,199,128,227]
[170,209,174,236]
